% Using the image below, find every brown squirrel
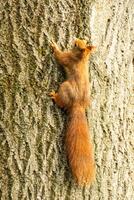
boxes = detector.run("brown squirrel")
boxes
[50,38,96,185]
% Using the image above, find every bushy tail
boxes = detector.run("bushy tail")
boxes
[65,106,95,185]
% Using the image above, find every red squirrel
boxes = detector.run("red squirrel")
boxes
[50,38,96,185]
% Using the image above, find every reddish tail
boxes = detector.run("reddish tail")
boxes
[65,106,95,185]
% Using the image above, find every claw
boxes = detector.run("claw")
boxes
[50,40,58,51]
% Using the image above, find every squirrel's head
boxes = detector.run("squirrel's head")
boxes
[73,38,96,57]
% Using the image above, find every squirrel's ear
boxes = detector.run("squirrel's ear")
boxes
[87,46,96,52]
[80,48,86,52]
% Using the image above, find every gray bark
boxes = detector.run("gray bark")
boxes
[0,0,134,199]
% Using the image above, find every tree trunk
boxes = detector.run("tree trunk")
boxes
[0,0,134,199]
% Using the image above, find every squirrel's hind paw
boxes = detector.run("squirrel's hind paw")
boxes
[49,90,56,100]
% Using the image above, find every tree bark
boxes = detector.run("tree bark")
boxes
[0,0,134,199]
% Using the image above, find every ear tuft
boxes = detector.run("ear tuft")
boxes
[87,46,96,51]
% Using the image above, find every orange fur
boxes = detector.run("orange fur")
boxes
[50,38,96,185]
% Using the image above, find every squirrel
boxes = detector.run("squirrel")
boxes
[50,38,96,186]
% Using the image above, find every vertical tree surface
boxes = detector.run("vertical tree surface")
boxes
[0,0,134,199]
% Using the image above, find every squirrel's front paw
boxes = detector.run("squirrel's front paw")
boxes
[50,40,58,52]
